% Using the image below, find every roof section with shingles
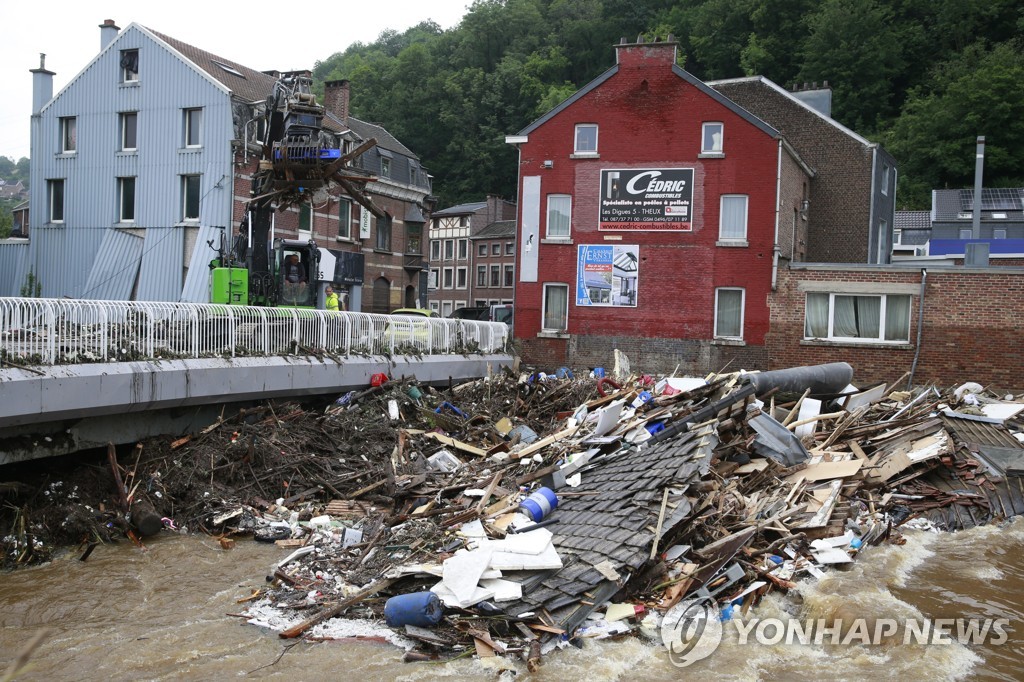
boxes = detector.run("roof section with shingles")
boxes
[434,201,487,217]
[346,116,418,159]
[895,211,930,231]
[472,220,516,240]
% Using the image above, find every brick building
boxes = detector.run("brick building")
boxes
[470,219,516,307]
[768,264,1024,391]
[505,36,812,373]
[709,77,897,264]
[427,196,515,316]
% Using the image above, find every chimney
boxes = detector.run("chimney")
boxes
[99,19,120,51]
[324,80,350,122]
[972,135,985,240]
[615,34,678,69]
[30,53,55,114]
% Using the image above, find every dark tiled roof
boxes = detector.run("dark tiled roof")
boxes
[933,188,1024,222]
[346,116,417,159]
[503,425,716,628]
[472,220,516,240]
[895,210,930,232]
[433,201,487,217]
[148,29,279,104]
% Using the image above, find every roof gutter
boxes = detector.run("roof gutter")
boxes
[772,140,783,291]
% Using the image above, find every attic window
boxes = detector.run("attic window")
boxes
[211,60,245,78]
[120,49,139,83]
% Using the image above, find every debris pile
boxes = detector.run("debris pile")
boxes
[4,359,1024,671]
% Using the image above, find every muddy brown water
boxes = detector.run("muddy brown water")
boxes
[2,523,1023,682]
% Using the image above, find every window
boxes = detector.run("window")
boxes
[48,179,64,223]
[429,268,439,290]
[376,213,392,251]
[478,243,487,257]
[459,216,469,228]
[430,239,441,261]
[491,242,500,256]
[458,238,468,260]
[120,112,137,151]
[183,108,202,148]
[959,228,973,240]
[380,157,391,178]
[574,124,597,154]
[805,292,911,343]
[338,198,352,239]
[429,300,440,313]
[881,164,890,195]
[504,264,514,287]
[442,301,454,317]
[120,49,139,82]
[407,225,422,255]
[299,204,311,237]
[719,195,748,241]
[542,283,569,331]
[490,264,501,287]
[181,175,200,221]
[456,267,468,289]
[994,228,1008,239]
[477,265,487,287]
[60,117,76,153]
[442,267,454,289]
[714,288,744,339]
[547,194,571,239]
[118,177,136,223]
[443,239,454,260]
[702,122,724,153]
[506,242,514,255]
[475,299,487,307]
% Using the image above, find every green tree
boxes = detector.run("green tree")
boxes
[0,208,12,239]
[884,41,1024,208]
[797,0,904,132]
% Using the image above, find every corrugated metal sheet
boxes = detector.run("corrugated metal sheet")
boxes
[0,242,31,295]
[180,223,222,302]
[30,227,106,298]
[82,229,144,300]
[137,227,184,301]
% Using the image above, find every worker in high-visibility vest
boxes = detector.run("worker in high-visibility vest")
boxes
[325,285,340,312]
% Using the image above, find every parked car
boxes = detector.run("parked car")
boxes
[390,308,439,318]
[448,304,513,326]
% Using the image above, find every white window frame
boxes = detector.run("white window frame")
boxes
[474,299,487,307]
[456,266,468,289]
[443,239,454,260]
[120,49,139,83]
[804,292,912,344]
[994,228,1008,239]
[701,122,724,154]
[380,157,391,178]
[181,174,201,222]
[893,228,902,245]
[338,197,352,239]
[542,283,569,332]
[457,238,468,260]
[428,268,439,290]
[574,124,598,154]
[441,300,454,317]
[491,242,501,256]
[48,179,64,223]
[958,228,973,240]
[429,300,440,313]
[476,265,487,287]
[60,117,76,153]
[490,264,501,287]
[478,243,487,257]
[430,239,441,261]
[503,264,514,288]
[442,267,454,289]
[881,164,890,195]
[120,112,138,151]
[719,194,748,242]
[117,177,136,223]
[546,194,572,239]
[505,242,514,255]
[714,288,744,339]
[183,108,203,148]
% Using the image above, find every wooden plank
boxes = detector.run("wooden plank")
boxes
[280,577,396,639]
[421,432,487,458]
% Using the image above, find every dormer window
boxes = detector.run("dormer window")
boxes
[574,124,598,154]
[120,49,139,83]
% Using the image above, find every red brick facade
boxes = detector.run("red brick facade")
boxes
[769,265,1024,391]
[511,39,809,374]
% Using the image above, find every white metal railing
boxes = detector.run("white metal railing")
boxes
[0,298,510,366]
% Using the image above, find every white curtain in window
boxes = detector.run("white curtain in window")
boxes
[833,295,858,337]
[885,295,911,341]
[716,289,742,337]
[543,285,568,330]
[720,196,747,240]
[805,293,829,337]
[856,296,881,338]
[548,196,570,237]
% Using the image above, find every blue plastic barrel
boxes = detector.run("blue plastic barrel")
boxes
[520,487,558,522]
[384,591,444,628]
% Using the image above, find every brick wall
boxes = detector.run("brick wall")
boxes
[769,264,1024,392]
[712,80,878,264]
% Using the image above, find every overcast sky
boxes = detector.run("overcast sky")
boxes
[0,1,471,161]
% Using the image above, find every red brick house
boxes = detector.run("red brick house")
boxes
[505,36,812,374]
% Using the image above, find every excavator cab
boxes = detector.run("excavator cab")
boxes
[275,240,320,308]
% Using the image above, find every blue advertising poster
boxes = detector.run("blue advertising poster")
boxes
[576,244,639,307]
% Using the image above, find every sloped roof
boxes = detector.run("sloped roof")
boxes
[345,115,417,159]
[932,188,1024,221]
[895,210,930,231]
[434,201,487,217]
[472,220,516,239]
[148,28,279,104]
